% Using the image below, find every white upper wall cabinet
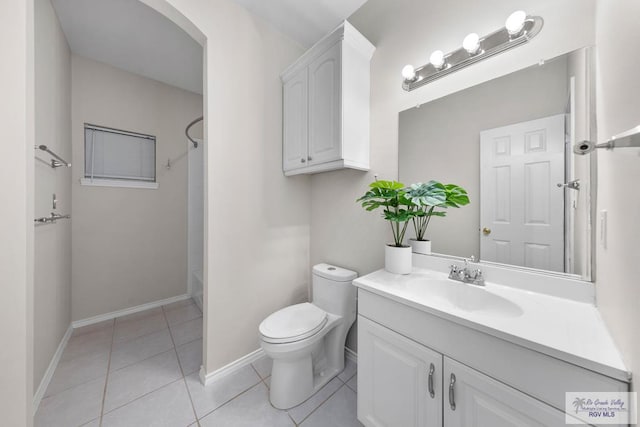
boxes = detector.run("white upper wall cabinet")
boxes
[281,21,375,176]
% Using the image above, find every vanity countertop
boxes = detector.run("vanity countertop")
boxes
[354,267,630,383]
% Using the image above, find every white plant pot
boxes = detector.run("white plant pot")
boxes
[409,239,432,255]
[384,245,412,275]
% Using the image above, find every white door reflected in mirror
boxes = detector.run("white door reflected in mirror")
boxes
[480,115,565,272]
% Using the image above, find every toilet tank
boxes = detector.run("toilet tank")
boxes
[312,263,358,318]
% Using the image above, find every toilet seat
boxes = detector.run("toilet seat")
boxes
[259,303,328,344]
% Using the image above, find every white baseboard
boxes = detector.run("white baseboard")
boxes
[345,347,358,364]
[199,346,357,387]
[200,348,265,386]
[72,293,191,328]
[33,325,73,415]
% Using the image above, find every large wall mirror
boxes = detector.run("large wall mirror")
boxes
[399,47,596,281]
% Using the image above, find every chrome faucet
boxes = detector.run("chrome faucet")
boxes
[448,256,485,287]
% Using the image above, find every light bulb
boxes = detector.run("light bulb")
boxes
[402,64,416,81]
[462,33,480,54]
[429,50,445,69]
[505,10,527,36]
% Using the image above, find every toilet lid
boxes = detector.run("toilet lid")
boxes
[259,303,328,344]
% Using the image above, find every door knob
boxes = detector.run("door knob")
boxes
[482,227,491,235]
[557,179,580,190]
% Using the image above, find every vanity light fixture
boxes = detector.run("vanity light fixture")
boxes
[462,33,481,55]
[401,64,417,82]
[429,50,446,69]
[505,10,527,36]
[401,11,544,91]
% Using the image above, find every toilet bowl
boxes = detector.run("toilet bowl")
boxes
[259,263,357,409]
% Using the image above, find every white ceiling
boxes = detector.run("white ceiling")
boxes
[51,0,203,94]
[50,0,367,95]
[229,0,369,47]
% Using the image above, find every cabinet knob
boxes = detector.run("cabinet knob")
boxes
[300,158,306,163]
[308,156,312,161]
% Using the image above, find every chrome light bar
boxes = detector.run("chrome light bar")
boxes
[402,13,544,92]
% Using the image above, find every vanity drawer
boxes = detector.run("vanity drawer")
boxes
[358,289,628,415]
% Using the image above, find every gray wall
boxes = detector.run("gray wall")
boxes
[594,0,640,396]
[71,55,203,320]
[398,57,568,259]
[34,0,72,391]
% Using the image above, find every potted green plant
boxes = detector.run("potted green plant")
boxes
[405,181,470,254]
[357,180,414,274]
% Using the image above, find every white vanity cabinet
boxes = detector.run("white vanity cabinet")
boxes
[359,316,576,427]
[359,316,443,427]
[281,21,374,176]
[443,358,568,427]
[357,288,629,427]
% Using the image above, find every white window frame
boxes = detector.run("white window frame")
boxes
[81,124,158,190]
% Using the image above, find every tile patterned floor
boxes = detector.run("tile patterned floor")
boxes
[35,299,361,427]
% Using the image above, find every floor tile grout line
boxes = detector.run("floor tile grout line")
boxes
[40,304,200,424]
[106,314,201,374]
[287,411,299,427]
[166,314,204,329]
[112,327,169,348]
[100,306,195,419]
[250,363,269,384]
[40,326,115,401]
[42,371,109,401]
[108,302,200,349]
[196,378,265,422]
[163,299,201,316]
[108,347,177,375]
[297,382,349,426]
[98,318,116,427]
[162,304,202,427]
[101,377,187,418]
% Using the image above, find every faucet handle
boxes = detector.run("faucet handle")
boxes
[448,264,460,278]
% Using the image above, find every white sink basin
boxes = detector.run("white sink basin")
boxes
[406,277,524,318]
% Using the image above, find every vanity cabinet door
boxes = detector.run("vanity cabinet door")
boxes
[282,69,308,172]
[307,42,342,166]
[358,316,443,427]
[444,358,568,427]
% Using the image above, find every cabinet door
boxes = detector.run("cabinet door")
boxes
[444,358,568,427]
[358,316,443,427]
[283,70,308,171]
[308,42,342,165]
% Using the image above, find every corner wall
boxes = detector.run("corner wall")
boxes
[594,0,640,392]
[33,0,72,391]
[71,55,203,321]
[0,0,34,424]
[137,0,312,374]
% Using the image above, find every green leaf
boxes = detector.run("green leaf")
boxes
[369,180,405,190]
[405,181,447,207]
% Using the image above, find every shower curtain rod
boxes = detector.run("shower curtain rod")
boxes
[186,116,203,148]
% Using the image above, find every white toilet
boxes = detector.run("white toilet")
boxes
[259,263,357,409]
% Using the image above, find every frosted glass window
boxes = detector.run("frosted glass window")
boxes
[84,124,156,182]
